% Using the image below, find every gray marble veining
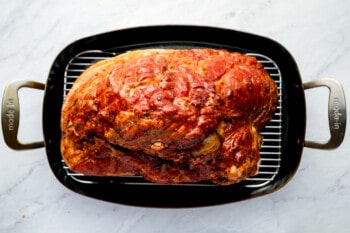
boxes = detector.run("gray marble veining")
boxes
[1,0,350,232]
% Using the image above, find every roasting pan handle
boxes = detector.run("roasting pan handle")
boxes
[2,80,45,150]
[303,78,346,149]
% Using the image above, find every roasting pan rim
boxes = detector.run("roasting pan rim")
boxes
[42,25,306,207]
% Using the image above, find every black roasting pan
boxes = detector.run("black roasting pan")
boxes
[2,25,346,207]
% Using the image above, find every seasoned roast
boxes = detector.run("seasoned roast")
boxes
[60,48,279,185]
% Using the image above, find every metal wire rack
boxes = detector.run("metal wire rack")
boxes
[62,50,283,188]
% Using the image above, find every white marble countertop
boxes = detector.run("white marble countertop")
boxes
[1,0,350,232]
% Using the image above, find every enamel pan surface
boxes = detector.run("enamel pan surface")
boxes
[42,25,305,207]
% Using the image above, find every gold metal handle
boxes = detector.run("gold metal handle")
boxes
[2,80,45,150]
[303,78,346,149]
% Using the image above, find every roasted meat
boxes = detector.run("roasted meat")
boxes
[60,48,279,185]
